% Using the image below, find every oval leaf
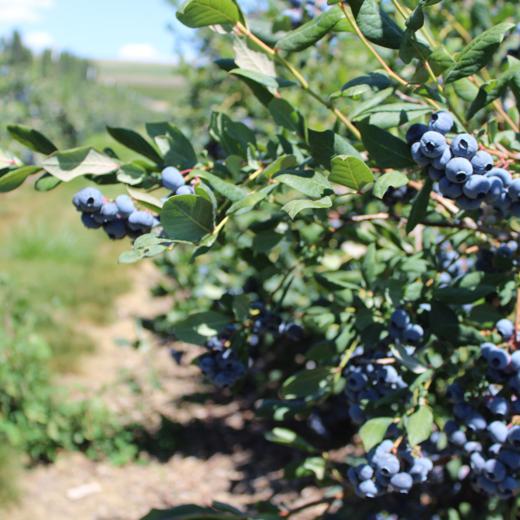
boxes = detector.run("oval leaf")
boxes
[330,155,374,191]
[405,406,433,446]
[176,0,244,28]
[359,417,394,451]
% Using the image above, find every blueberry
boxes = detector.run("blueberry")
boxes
[485,176,504,203]
[403,324,424,345]
[411,141,430,166]
[507,426,520,449]
[498,476,520,497]
[420,131,447,158]
[464,441,482,453]
[477,475,498,494]
[346,371,367,391]
[357,479,379,498]
[347,467,359,486]
[432,147,452,169]
[449,429,467,446]
[451,133,478,159]
[390,309,410,329]
[429,111,454,134]
[410,458,432,482]
[487,396,510,417]
[463,175,490,199]
[497,318,514,340]
[99,201,119,222]
[487,348,511,370]
[373,453,400,476]
[103,220,127,240]
[486,168,512,187]
[445,157,473,183]
[484,459,506,482]
[456,195,482,211]
[176,185,195,195]
[80,212,102,229]
[389,472,413,493]
[72,187,104,213]
[511,351,520,371]
[128,210,156,232]
[471,151,494,174]
[498,449,520,470]
[439,177,463,199]
[406,123,428,144]
[466,412,486,431]
[428,166,444,181]
[488,421,509,443]
[115,194,135,217]
[480,342,497,359]
[508,179,520,202]
[357,464,374,481]
[446,382,464,402]
[470,452,486,472]
[161,166,185,191]
[381,366,400,384]
[374,440,394,456]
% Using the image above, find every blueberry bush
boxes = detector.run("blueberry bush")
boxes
[1,0,520,517]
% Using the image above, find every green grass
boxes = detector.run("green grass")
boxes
[0,178,132,371]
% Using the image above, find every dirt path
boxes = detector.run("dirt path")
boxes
[6,264,324,520]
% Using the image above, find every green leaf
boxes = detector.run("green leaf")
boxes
[0,166,40,192]
[161,194,215,243]
[445,23,515,83]
[34,172,61,192]
[359,417,394,451]
[227,184,277,215]
[354,103,432,129]
[127,187,163,212]
[358,123,414,169]
[230,69,294,90]
[263,154,298,178]
[41,147,119,181]
[268,98,302,133]
[373,171,408,199]
[146,122,197,170]
[265,427,317,453]
[275,170,332,197]
[361,243,377,285]
[107,127,162,164]
[390,344,428,374]
[308,129,362,168]
[196,170,247,202]
[406,178,432,233]
[117,163,146,185]
[275,6,344,52]
[176,0,244,28]
[281,367,334,399]
[7,124,57,155]
[282,196,332,219]
[405,406,433,446]
[354,0,405,49]
[330,155,374,191]
[337,72,392,98]
[172,312,229,345]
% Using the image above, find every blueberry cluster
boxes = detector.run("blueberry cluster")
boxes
[161,166,195,196]
[443,320,520,498]
[476,241,518,273]
[72,187,159,240]
[408,111,518,215]
[388,309,425,348]
[348,439,434,497]
[345,346,408,426]
[198,301,304,388]
[437,241,472,286]
[281,0,327,28]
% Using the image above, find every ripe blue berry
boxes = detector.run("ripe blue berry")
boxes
[487,348,511,370]
[507,426,520,449]
[439,177,463,199]
[390,472,413,493]
[420,131,447,158]
[508,179,520,202]
[81,212,102,229]
[99,202,119,222]
[457,195,482,211]
[432,147,452,169]
[115,194,135,217]
[128,210,156,232]
[445,157,473,183]
[357,464,374,480]
[406,123,428,144]
[176,185,195,195]
[496,319,514,340]
[463,175,491,200]
[451,134,478,159]
[403,324,424,345]
[374,453,400,476]
[429,111,454,134]
[487,168,512,187]
[488,421,509,443]
[390,309,410,329]
[471,151,494,174]
[103,220,127,240]
[411,141,430,166]
[484,459,506,482]
[72,187,104,213]
[161,166,185,191]
[357,479,379,498]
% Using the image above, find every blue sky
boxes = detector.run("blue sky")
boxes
[0,0,193,62]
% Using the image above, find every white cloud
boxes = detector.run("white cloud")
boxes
[25,31,54,51]
[0,0,55,24]
[117,43,163,62]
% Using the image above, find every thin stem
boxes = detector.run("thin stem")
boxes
[339,3,408,87]
[235,22,361,140]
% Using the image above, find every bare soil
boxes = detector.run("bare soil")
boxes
[6,264,325,520]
